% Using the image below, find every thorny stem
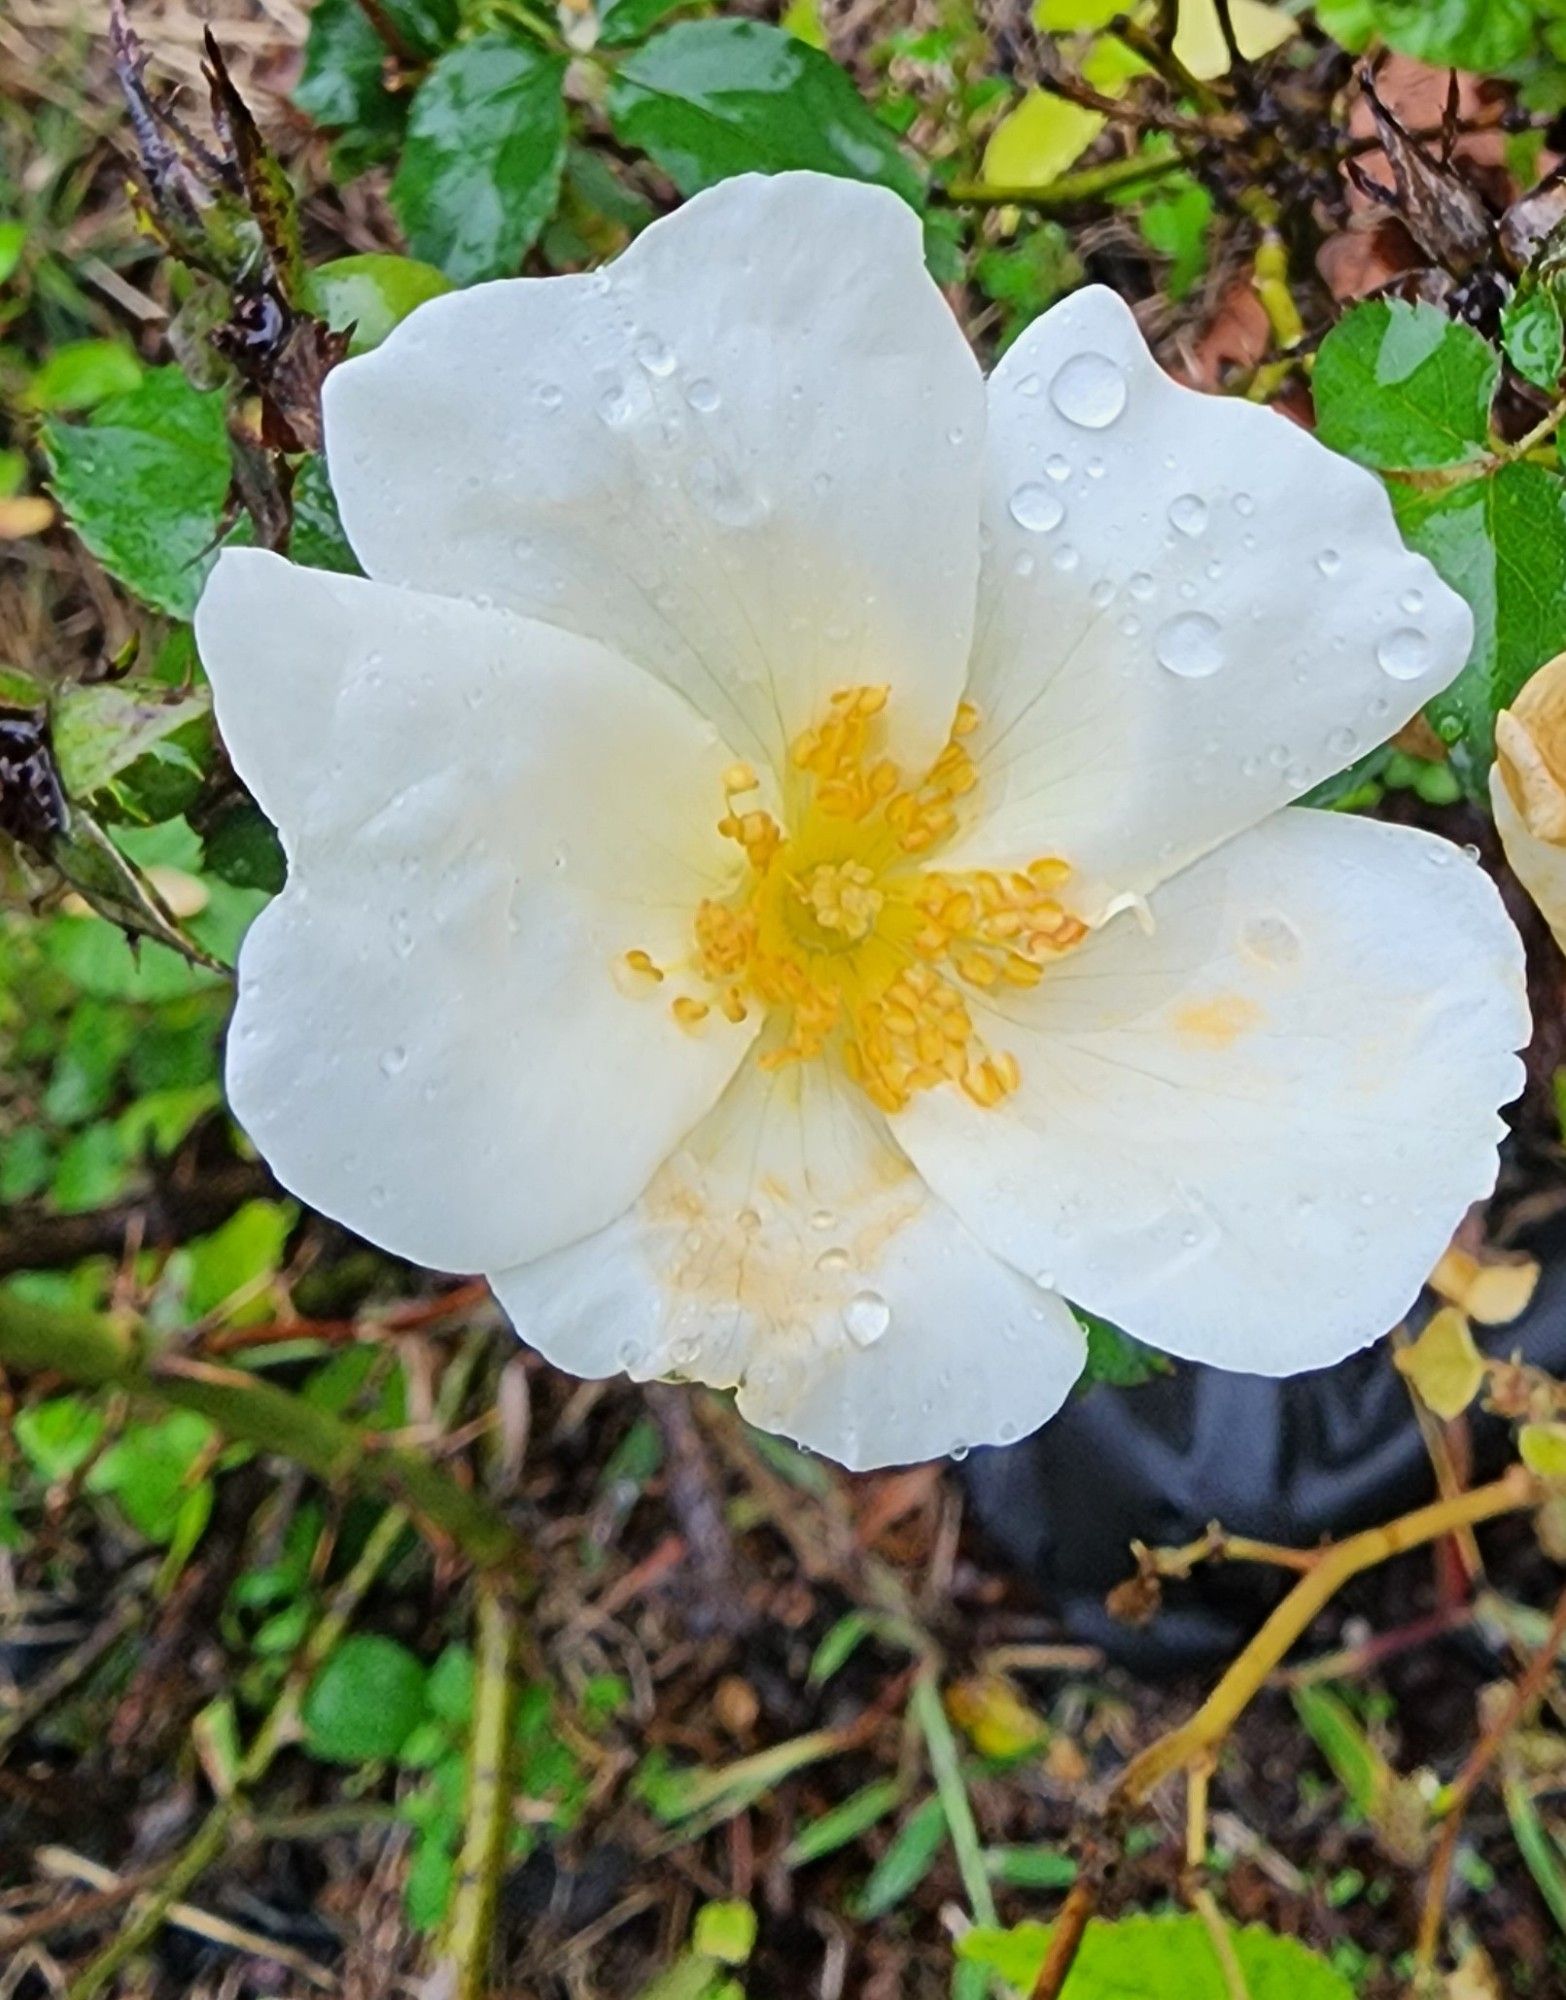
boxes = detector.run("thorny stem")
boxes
[65,1501,412,1998]
[440,1582,521,2000]
[1412,1579,1566,1985]
[0,1287,525,1571]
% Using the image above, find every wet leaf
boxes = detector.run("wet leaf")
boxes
[1392,459,1566,767]
[392,35,568,285]
[1314,300,1499,472]
[608,22,922,206]
[303,251,452,354]
[44,368,239,619]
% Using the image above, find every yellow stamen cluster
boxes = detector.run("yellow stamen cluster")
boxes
[622,688,1085,1114]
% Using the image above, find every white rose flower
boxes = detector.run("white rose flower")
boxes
[196,171,1528,1471]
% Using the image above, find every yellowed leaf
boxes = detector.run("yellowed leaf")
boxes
[983,90,1106,191]
[1520,1422,1566,1482]
[945,1674,1049,1761]
[1431,1247,1540,1327]
[1174,0,1296,80]
[1396,1307,1486,1420]
[0,495,55,538]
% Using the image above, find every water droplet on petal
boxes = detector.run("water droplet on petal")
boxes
[1154,611,1224,678]
[843,1290,890,1348]
[1045,453,1071,482]
[1129,571,1155,600]
[686,377,720,413]
[809,1208,835,1231]
[950,1441,970,1462]
[1008,483,1064,533]
[1052,544,1079,573]
[537,382,563,411]
[1050,351,1128,429]
[1240,915,1301,967]
[634,332,675,375]
[1316,548,1342,577]
[815,1246,850,1273]
[1169,493,1207,536]
[1377,627,1432,680]
[379,1045,408,1077]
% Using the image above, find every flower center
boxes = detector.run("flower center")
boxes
[624,688,1086,1113]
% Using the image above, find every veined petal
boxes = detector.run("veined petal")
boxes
[945,286,1471,921]
[895,810,1527,1374]
[323,172,985,778]
[490,1057,1085,1470]
[197,549,754,1275]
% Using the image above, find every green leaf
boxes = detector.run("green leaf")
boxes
[1392,459,1566,766]
[1077,1309,1168,1388]
[51,681,211,808]
[785,1778,903,1865]
[692,1902,756,1965]
[597,0,694,49]
[52,1123,130,1212]
[1502,284,1565,392]
[1315,0,1537,72]
[1313,300,1499,471]
[957,1913,1356,1998]
[45,369,239,619]
[293,0,408,173]
[405,1826,457,1928]
[426,1643,476,1727]
[200,796,288,892]
[26,339,142,414]
[852,1795,947,1918]
[1504,1775,1566,1935]
[392,35,568,285]
[88,1409,217,1541]
[303,1633,430,1762]
[303,252,453,355]
[16,1396,106,1481]
[172,1199,293,1321]
[0,220,27,284]
[608,22,922,206]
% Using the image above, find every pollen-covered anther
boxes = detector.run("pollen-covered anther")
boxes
[799,860,883,940]
[672,686,1083,1110]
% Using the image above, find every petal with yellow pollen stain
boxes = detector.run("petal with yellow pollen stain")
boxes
[490,1055,1086,1472]
[894,809,1527,1376]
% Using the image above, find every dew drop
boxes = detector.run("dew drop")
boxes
[1400,587,1425,615]
[1014,551,1036,578]
[1049,350,1128,429]
[815,1247,850,1273]
[686,377,720,413]
[618,1338,644,1368]
[1051,544,1080,573]
[537,382,563,411]
[1017,372,1042,397]
[1008,483,1065,533]
[950,1441,970,1462]
[379,1045,408,1078]
[1089,578,1115,610]
[1168,493,1208,537]
[1154,611,1224,679]
[1377,627,1432,680]
[634,332,675,375]
[809,1208,836,1231]
[1241,915,1301,967]
[1044,453,1071,482]
[843,1289,891,1348]
[1233,491,1255,517]
[1128,571,1155,601]
[1316,548,1341,577]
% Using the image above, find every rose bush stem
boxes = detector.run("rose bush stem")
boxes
[0,1286,524,1571]
[1115,1466,1541,1803]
